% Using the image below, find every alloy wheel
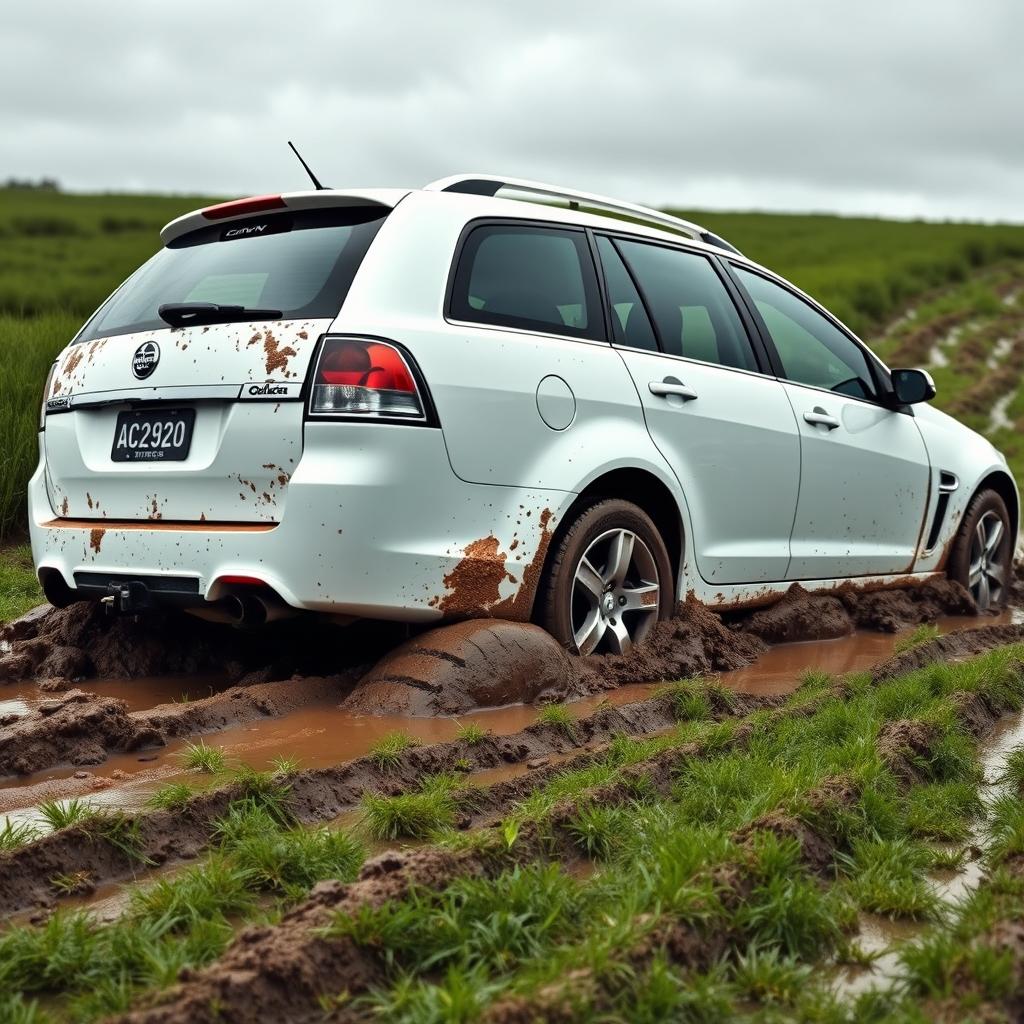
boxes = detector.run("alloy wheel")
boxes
[571,528,660,655]
[967,509,1007,611]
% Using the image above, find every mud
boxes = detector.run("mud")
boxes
[0,686,773,916]
[0,690,163,776]
[115,847,487,1024]
[733,578,977,642]
[342,619,576,715]
[871,622,1024,681]
[0,601,402,690]
[574,593,768,692]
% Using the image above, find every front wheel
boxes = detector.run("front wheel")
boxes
[537,499,674,655]
[948,488,1013,612]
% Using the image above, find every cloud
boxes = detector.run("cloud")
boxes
[2,0,1022,219]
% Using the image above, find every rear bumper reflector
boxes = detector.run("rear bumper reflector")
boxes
[42,518,278,533]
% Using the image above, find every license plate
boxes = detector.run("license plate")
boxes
[111,408,195,462]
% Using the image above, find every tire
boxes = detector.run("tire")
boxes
[537,498,674,655]
[948,488,1013,612]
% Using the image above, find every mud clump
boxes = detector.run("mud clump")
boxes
[836,577,977,632]
[115,847,485,1024]
[343,619,577,715]
[733,578,977,643]
[876,719,939,783]
[0,602,397,689]
[872,623,1024,682]
[0,690,163,776]
[577,594,768,691]
[732,585,853,643]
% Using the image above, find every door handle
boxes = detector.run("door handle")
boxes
[649,378,698,401]
[803,407,840,430]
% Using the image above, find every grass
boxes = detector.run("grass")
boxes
[2,186,1024,541]
[178,740,226,774]
[146,783,197,811]
[455,721,488,745]
[5,645,1024,1020]
[893,623,942,655]
[309,645,1024,1021]
[0,818,40,851]
[0,542,43,624]
[367,730,419,770]
[535,702,577,737]
[361,774,460,841]
[37,798,92,832]
[0,792,364,1022]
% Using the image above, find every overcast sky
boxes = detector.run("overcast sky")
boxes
[3,1,1022,221]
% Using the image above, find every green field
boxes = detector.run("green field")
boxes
[1,186,1023,542]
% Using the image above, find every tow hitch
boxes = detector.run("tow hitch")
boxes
[102,580,152,615]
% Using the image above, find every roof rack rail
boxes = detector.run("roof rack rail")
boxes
[422,173,743,255]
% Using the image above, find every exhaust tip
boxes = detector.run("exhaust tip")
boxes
[224,592,268,627]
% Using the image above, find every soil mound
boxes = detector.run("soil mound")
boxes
[876,719,938,783]
[734,578,977,643]
[0,689,163,776]
[872,623,1024,682]
[733,585,852,643]
[576,594,767,691]
[836,577,976,632]
[342,619,577,715]
[0,602,396,689]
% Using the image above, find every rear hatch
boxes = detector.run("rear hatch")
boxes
[43,194,396,523]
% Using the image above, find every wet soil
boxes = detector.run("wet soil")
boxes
[0,685,771,916]
[0,579,1005,787]
[731,577,977,642]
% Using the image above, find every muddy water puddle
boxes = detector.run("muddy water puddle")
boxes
[2,612,1020,827]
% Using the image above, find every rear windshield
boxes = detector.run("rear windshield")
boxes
[76,206,388,343]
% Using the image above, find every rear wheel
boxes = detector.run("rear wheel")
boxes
[948,488,1012,612]
[537,499,673,655]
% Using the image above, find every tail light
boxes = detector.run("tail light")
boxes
[40,361,57,429]
[309,338,425,420]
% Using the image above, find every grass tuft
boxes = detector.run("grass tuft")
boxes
[179,740,226,773]
[894,623,942,655]
[535,703,577,737]
[456,721,488,745]
[368,731,419,770]
[0,817,39,851]
[37,798,92,832]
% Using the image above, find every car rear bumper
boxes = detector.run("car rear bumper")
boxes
[29,424,572,622]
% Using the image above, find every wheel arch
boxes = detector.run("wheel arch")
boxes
[533,467,685,625]
[976,470,1019,541]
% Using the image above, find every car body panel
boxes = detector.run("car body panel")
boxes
[781,382,932,578]
[616,349,801,584]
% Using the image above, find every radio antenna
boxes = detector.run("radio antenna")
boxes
[287,140,327,190]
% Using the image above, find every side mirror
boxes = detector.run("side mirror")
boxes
[890,368,936,405]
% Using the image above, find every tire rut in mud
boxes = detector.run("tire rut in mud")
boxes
[0,686,772,917]
[106,661,1024,1024]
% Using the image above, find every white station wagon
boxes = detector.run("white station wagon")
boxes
[30,174,1018,654]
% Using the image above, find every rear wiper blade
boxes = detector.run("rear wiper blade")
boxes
[157,302,283,328]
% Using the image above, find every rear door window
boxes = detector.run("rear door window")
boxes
[595,236,658,352]
[614,239,759,372]
[449,223,604,341]
[77,206,388,343]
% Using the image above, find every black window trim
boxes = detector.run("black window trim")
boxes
[722,259,907,413]
[591,227,775,378]
[443,216,609,345]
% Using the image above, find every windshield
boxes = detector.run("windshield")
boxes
[77,206,388,342]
